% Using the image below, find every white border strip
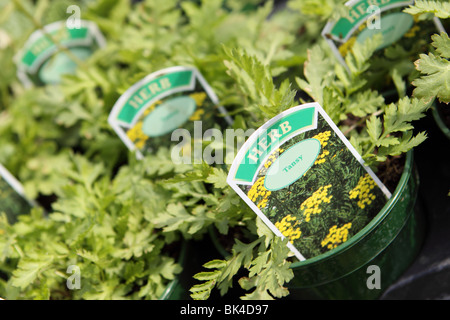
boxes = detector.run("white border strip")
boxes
[0,163,36,208]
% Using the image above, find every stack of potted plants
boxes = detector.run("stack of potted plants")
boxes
[0,0,447,300]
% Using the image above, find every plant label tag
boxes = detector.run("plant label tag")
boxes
[0,164,34,224]
[322,0,446,70]
[227,103,391,261]
[108,66,233,160]
[14,20,106,87]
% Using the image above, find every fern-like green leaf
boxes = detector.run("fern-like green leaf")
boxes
[404,0,450,19]
[413,33,450,104]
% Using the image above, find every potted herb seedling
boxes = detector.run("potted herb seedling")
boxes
[188,29,430,299]
[403,0,449,139]
[287,0,446,101]
[187,0,445,300]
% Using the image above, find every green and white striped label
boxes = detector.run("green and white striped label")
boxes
[227,103,391,261]
[108,66,232,160]
[14,20,106,87]
[325,0,413,42]
[321,0,445,70]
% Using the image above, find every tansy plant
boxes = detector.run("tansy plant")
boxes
[404,0,450,105]
[189,17,431,301]
[290,0,447,96]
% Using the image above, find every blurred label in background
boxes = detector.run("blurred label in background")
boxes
[14,20,106,87]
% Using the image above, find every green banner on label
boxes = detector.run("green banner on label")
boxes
[329,0,412,39]
[117,70,193,124]
[21,27,89,68]
[234,106,315,183]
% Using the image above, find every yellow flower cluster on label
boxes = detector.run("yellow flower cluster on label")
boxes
[189,92,207,106]
[315,149,330,165]
[338,36,357,57]
[127,121,147,149]
[126,101,161,150]
[312,131,331,146]
[312,131,331,165]
[349,173,377,209]
[300,184,333,222]
[189,92,208,121]
[275,214,302,242]
[189,109,204,121]
[264,148,285,169]
[404,25,420,38]
[247,176,271,209]
[247,148,285,209]
[321,223,352,250]
[404,15,421,38]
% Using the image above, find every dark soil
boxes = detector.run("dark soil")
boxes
[215,225,257,256]
[376,154,406,194]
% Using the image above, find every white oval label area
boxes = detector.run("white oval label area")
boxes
[142,95,196,137]
[264,139,321,191]
[356,12,414,50]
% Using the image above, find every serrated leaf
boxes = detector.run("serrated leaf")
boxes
[240,288,275,300]
[412,35,450,104]
[378,136,399,147]
[159,257,182,280]
[124,261,145,284]
[223,45,296,121]
[203,259,227,269]
[432,32,450,59]
[153,203,214,236]
[379,131,427,157]
[347,90,384,117]
[206,167,228,189]
[256,217,273,247]
[238,276,256,291]
[345,34,382,76]
[296,45,335,104]
[193,270,221,281]
[248,251,270,277]
[384,98,429,133]
[11,257,53,290]
[190,279,216,293]
[366,115,382,142]
[190,285,214,300]
[76,249,100,264]
[404,0,450,19]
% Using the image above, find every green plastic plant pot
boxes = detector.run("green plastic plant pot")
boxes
[432,104,450,141]
[208,150,424,299]
[287,150,425,299]
[159,240,192,300]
